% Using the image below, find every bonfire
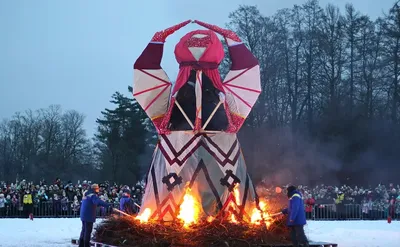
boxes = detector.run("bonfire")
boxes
[94,186,291,247]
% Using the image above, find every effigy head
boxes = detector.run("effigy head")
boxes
[174,30,224,66]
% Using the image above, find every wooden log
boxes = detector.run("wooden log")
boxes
[174,100,194,129]
[202,101,223,130]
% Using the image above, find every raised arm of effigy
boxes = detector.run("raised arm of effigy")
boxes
[133,20,191,132]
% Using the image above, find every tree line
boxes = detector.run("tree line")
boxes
[0,88,154,185]
[224,0,400,185]
[1,0,400,185]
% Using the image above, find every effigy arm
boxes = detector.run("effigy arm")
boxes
[133,21,191,131]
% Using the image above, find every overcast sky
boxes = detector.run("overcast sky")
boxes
[0,0,395,137]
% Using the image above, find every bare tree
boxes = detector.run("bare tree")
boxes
[382,3,400,122]
[301,0,324,130]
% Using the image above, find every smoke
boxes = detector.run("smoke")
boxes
[345,119,400,186]
[239,118,400,187]
[239,126,342,187]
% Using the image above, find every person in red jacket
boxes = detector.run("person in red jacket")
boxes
[305,194,315,220]
[388,195,396,223]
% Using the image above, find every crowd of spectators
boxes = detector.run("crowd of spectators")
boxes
[0,178,144,218]
[0,178,399,220]
[256,182,400,220]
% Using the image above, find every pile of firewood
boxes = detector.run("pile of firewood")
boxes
[94,214,291,247]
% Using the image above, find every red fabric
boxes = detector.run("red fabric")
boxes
[228,112,244,132]
[152,117,165,133]
[172,30,225,94]
[389,198,396,218]
[134,43,163,69]
[228,44,259,70]
[160,30,232,132]
[305,198,315,213]
[151,20,191,43]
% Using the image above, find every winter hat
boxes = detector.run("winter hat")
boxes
[0,193,4,198]
[286,185,297,197]
[287,185,297,192]
[91,184,100,190]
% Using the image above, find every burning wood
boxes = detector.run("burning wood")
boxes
[98,194,290,246]
[94,213,291,247]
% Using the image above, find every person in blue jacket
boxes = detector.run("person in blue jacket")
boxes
[119,189,134,214]
[281,185,309,247]
[79,184,110,247]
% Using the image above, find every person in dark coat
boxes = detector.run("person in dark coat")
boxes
[281,185,309,247]
[79,184,110,247]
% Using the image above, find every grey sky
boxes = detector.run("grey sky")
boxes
[0,0,395,137]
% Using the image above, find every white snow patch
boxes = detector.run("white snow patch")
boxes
[0,219,399,247]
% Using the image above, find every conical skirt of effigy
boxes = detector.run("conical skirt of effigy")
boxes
[139,131,258,221]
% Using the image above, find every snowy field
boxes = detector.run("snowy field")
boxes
[0,218,399,247]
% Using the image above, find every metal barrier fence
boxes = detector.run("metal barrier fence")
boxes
[0,202,399,220]
[0,202,116,218]
[309,204,400,220]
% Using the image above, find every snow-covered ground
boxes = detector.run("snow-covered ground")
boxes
[0,218,399,247]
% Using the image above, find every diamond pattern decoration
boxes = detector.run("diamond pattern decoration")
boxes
[220,169,241,192]
[162,173,183,191]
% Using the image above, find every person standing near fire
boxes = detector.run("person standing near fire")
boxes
[119,189,135,214]
[281,185,309,247]
[79,184,111,247]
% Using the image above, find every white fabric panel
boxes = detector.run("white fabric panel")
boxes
[223,65,261,118]
[188,47,206,61]
[133,69,172,119]
[161,132,201,175]
[195,71,202,125]
[205,133,239,174]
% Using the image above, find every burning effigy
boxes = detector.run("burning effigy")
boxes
[93,20,291,246]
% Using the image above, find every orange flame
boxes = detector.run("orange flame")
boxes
[229,183,240,223]
[250,200,273,228]
[177,187,200,228]
[135,208,151,223]
[234,183,240,205]
[230,213,238,223]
